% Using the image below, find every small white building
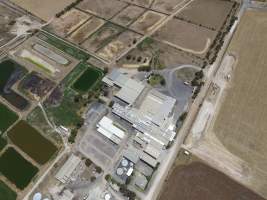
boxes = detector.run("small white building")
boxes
[55,154,82,184]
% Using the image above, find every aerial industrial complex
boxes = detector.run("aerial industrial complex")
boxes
[0,0,267,200]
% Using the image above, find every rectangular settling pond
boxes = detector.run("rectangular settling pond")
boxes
[0,147,38,190]
[0,180,17,200]
[0,102,18,134]
[0,59,29,110]
[72,67,103,93]
[8,121,58,165]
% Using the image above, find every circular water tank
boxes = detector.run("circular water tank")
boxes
[104,193,112,200]
[116,168,124,176]
[121,159,128,167]
[33,193,42,200]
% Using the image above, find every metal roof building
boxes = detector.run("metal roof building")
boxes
[97,116,125,145]
[55,154,82,184]
[102,69,145,104]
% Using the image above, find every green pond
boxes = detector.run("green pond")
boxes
[0,59,29,110]
[8,121,58,165]
[0,147,38,190]
[0,180,17,200]
[0,103,18,134]
[72,67,103,93]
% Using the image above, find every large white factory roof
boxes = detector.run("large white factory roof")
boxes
[55,154,82,184]
[140,89,176,127]
[97,116,125,144]
[102,69,145,104]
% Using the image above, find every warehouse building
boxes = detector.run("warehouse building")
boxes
[102,69,145,105]
[55,154,82,184]
[97,116,125,145]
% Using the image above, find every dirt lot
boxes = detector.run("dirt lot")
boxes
[76,0,127,20]
[97,31,141,61]
[176,0,234,31]
[47,8,90,37]
[130,11,166,34]
[68,17,105,44]
[81,24,123,53]
[153,18,216,57]
[9,0,76,21]
[118,38,204,68]
[111,5,145,27]
[159,161,265,200]
[212,10,267,185]
[121,0,153,7]
[152,0,185,14]
[0,3,22,47]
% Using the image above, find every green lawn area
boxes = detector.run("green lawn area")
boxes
[0,180,17,200]
[72,67,103,93]
[0,103,18,135]
[0,147,39,190]
[37,32,90,61]
[148,74,165,86]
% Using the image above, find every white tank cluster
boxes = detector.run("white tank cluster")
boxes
[32,192,50,200]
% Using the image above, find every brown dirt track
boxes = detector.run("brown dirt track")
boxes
[159,162,265,200]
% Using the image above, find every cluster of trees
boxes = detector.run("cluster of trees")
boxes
[205,2,239,65]
[55,0,84,18]
[191,70,205,99]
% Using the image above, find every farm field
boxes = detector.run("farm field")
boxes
[130,11,166,34]
[76,0,127,20]
[9,0,76,21]
[72,67,103,93]
[153,18,216,56]
[0,103,18,134]
[8,121,58,165]
[121,0,153,7]
[81,24,124,53]
[97,31,141,61]
[152,0,185,14]
[68,17,105,44]
[111,5,145,27]
[176,0,234,30]
[47,8,91,38]
[0,147,38,189]
[0,180,17,200]
[212,10,267,176]
[159,161,265,200]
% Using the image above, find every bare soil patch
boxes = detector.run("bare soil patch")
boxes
[97,31,141,61]
[159,162,265,200]
[76,0,127,20]
[152,0,185,14]
[176,0,234,31]
[10,0,76,21]
[111,5,145,27]
[213,10,267,179]
[130,11,166,34]
[153,18,216,57]
[68,17,105,44]
[47,8,90,37]
[81,24,123,53]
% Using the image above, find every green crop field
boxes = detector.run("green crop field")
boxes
[0,137,7,152]
[0,103,18,134]
[8,121,58,165]
[0,147,38,189]
[0,180,17,200]
[72,67,103,93]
